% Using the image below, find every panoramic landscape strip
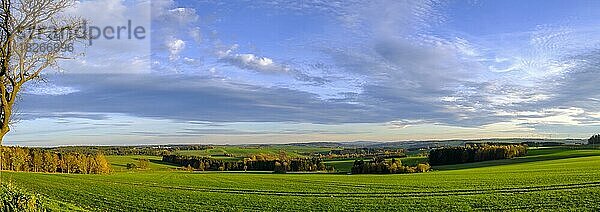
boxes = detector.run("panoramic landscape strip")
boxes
[2,137,600,210]
[2,0,600,211]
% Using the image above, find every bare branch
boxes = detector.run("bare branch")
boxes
[0,0,86,143]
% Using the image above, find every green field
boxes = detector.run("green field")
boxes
[106,155,178,172]
[171,146,337,162]
[2,147,600,211]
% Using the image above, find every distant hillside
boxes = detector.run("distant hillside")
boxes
[290,138,585,150]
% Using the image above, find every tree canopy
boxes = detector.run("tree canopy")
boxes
[589,134,600,145]
[0,146,111,174]
[429,144,527,166]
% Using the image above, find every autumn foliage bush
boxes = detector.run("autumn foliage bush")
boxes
[0,146,111,174]
[1,183,45,212]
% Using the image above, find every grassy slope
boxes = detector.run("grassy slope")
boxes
[323,159,355,172]
[106,155,179,172]
[173,146,336,159]
[2,147,600,211]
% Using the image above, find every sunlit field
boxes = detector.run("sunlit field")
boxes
[3,147,600,211]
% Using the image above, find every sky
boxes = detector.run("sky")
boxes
[6,0,600,146]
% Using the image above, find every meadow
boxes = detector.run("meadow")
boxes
[1,147,600,211]
[172,145,336,159]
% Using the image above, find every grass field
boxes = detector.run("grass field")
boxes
[2,147,600,211]
[106,155,178,172]
[172,146,337,159]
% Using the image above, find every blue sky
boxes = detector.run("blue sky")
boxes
[7,0,600,146]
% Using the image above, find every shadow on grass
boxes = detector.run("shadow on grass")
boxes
[190,171,275,175]
[149,159,180,167]
[433,147,600,171]
[112,164,127,168]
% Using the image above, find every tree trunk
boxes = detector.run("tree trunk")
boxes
[0,127,8,145]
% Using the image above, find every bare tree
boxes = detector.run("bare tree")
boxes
[0,0,86,144]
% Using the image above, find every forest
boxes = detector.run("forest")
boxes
[316,148,406,160]
[428,144,528,165]
[162,154,329,172]
[351,157,430,174]
[0,146,111,174]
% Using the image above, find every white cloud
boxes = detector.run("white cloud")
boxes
[189,27,202,43]
[24,84,79,96]
[167,38,186,61]
[510,107,600,126]
[148,0,204,73]
[486,92,551,106]
[227,53,284,73]
[217,45,287,73]
[59,0,151,74]
[167,7,199,24]
[389,119,432,129]
[440,96,462,102]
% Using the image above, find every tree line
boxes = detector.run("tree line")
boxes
[428,144,527,165]
[0,146,111,174]
[50,146,171,156]
[162,155,329,172]
[351,157,430,174]
[317,148,406,160]
[589,134,600,145]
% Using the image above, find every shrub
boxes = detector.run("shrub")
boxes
[126,163,138,170]
[138,158,150,169]
[416,163,431,173]
[1,183,46,212]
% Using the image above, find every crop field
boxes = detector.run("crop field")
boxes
[2,147,600,211]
